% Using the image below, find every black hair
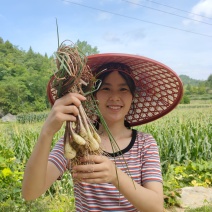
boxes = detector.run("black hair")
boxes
[93,63,136,129]
[94,63,136,96]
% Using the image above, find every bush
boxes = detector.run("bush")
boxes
[0,146,24,207]
[163,160,212,207]
[180,94,190,104]
[17,112,48,124]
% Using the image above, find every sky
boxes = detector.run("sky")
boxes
[0,0,212,80]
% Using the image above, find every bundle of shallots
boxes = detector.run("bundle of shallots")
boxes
[48,40,103,166]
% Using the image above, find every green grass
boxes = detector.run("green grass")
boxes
[190,99,212,104]
[167,205,212,212]
[0,103,212,211]
[137,106,212,172]
[185,205,212,212]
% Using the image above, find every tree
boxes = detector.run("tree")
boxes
[206,74,212,88]
[197,82,206,94]
[0,38,100,115]
[185,84,192,95]
[180,94,190,104]
[0,37,3,44]
[0,78,31,114]
[75,40,99,56]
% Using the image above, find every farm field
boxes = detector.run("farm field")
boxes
[0,103,212,211]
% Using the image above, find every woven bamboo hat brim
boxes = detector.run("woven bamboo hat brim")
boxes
[47,53,183,126]
[86,53,183,126]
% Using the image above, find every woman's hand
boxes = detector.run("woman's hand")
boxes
[42,93,86,136]
[72,155,117,184]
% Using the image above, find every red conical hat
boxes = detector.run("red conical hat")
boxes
[86,53,183,126]
[47,53,183,126]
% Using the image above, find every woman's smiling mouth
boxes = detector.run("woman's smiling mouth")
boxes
[107,105,123,110]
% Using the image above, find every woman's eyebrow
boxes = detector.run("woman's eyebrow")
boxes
[102,82,128,86]
[101,82,111,86]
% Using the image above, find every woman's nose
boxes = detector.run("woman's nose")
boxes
[109,92,120,101]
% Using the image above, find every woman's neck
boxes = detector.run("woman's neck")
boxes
[98,122,130,140]
[98,122,132,153]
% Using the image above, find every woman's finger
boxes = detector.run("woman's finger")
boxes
[72,163,98,173]
[79,155,105,164]
[62,105,80,116]
[55,93,86,107]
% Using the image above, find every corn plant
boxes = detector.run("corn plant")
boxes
[0,104,211,210]
[137,106,212,172]
[17,112,48,124]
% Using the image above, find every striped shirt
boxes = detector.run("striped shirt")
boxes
[48,129,162,212]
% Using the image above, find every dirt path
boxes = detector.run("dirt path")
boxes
[164,187,212,212]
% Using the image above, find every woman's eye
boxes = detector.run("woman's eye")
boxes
[120,88,128,91]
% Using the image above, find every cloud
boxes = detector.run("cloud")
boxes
[97,12,113,21]
[103,32,122,43]
[183,0,212,25]
[124,28,146,41]
[102,27,145,45]
[126,0,142,8]
[192,0,212,18]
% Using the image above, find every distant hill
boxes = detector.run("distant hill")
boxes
[179,75,205,86]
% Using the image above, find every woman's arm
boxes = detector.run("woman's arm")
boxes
[22,93,86,200]
[22,130,60,200]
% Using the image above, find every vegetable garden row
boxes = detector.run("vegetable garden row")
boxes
[0,104,211,211]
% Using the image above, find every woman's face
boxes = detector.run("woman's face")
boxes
[96,71,133,125]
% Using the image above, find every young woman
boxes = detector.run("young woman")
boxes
[22,53,183,212]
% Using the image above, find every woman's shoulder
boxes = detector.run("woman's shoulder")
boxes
[133,129,157,144]
[51,137,64,149]
[133,129,154,138]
